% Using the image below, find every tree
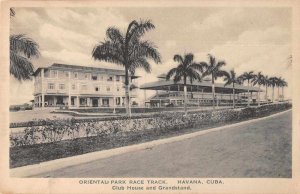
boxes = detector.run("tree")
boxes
[268,77,278,102]
[239,71,255,106]
[252,72,264,106]
[279,78,288,101]
[276,77,288,101]
[92,20,161,117]
[10,8,40,81]
[262,75,270,101]
[200,54,227,110]
[166,53,203,116]
[223,69,241,108]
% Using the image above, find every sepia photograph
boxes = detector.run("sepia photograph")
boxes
[1,0,300,193]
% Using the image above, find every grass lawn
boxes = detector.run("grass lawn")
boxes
[10,107,291,168]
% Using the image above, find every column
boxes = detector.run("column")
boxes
[144,90,147,107]
[41,69,45,108]
[113,75,116,113]
[68,72,71,107]
[76,96,80,108]
[42,94,45,108]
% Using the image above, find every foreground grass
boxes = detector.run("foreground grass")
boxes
[10,108,291,168]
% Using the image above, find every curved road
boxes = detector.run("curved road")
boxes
[33,110,292,178]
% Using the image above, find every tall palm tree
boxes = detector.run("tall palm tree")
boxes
[268,77,278,102]
[262,75,270,101]
[252,72,264,106]
[166,53,203,116]
[200,54,227,109]
[239,71,255,106]
[10,8,40,81]
[279,79,288,101]
[92,20,161,117]
[223,69,241,108]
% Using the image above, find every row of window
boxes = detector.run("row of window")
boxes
[48,83,122,92]
[44,70,122,81]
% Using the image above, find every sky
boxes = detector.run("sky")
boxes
[10,7,292,105]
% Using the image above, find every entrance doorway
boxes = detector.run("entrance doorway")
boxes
[102,98,109,107]
[92,98,99,107]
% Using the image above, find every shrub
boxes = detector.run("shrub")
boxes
[10,103,292,147]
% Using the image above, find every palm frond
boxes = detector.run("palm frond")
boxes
[106,27,124,44]
[10,51,34,81]
[92,41,124,65]
[126,20,155,45]
[183,53,194,65]
[130,40,161,64]
[129,57,151,74]
[10,8,15,17]
[10,34,40,58]
[166,67,177,81]
[173,54,184,64]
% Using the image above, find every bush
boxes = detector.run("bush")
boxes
[10,103,292,147]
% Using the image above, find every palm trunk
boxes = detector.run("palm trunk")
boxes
[258,85,261,106]
[184,84,187,116]
[265,85,268,101]
[247,80,250,107]
[282,87,284,100]
[277,87,280,101]
[232,84,235,109]
[212,75,215,110]
[125,84,131,117]
[124,67,131,117]
[272,86,274,102]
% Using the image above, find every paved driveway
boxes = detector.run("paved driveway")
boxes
[32,110,292,178]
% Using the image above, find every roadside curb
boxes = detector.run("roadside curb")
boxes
[10,109,292,177]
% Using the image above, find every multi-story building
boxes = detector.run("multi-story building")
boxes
[33,63,138,108]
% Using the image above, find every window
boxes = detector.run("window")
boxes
[44,69,50,78]
[59,84,65,90]
[106,86,110,91]
[95,87,99,92]
[51,70,57,78]
[72,84,76,90]
[116,86,120,92]
[116,75,120,82]
[73,72,78,79]
[107,76,113,81]
[48,83,55,90]
[92,74,97,80]
[85,73,90,80]
[81,85,87,90]
[65,71,69,78]
[99,74,104,81]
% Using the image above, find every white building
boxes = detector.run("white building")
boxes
[33,63,138,108]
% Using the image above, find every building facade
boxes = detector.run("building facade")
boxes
[33,63,138,108]
[141,74,262,107]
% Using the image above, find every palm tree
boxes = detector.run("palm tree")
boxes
[262,75,270,102]
[223,69,241,108]
[276,77,288,101]
[279,79,288,101]
[10,8,40,81]
[92,20,161,117]
[252,72,264,106]
[268,77,278,102]
[200,54,227,109]
[239,71,255,106]
[166,53,203,115]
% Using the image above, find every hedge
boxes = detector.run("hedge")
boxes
[10,103,291,147]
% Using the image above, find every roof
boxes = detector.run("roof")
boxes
[157,73,167,79]
[140,80,263,94]
[33,63,127,76]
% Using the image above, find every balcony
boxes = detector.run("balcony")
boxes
[46,89,67,94]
